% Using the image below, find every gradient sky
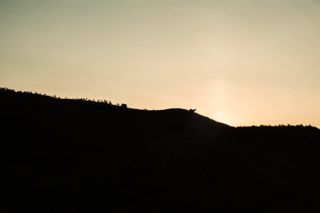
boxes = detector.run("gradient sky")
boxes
[1,0,320,127]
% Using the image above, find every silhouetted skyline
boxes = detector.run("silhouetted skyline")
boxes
[1,0,319,127]
[1,87,320,211]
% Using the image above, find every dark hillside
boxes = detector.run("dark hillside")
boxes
[1,87,320,212]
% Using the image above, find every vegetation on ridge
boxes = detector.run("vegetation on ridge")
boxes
[1,87,320,212]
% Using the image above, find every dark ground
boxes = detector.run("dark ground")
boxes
[1,87,320,212]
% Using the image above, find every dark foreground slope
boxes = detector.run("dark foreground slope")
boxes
[1,88,320,212]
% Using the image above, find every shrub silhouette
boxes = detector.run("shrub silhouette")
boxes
[0,87,319,212]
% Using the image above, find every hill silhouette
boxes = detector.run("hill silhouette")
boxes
[1,87,320,212]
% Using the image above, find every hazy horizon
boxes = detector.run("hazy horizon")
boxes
[1,0,320,127]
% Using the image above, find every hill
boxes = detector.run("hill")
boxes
[1,87,320,212]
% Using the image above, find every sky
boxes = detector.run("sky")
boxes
[1,0,320,127]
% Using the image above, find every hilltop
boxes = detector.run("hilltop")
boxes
[1,87,320,212]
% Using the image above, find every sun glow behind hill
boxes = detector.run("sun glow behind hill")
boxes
[0,0,319,127]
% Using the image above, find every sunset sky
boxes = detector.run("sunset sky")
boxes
[1,0,319,127]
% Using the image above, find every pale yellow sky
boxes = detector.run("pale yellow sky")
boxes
[0,0,319,127]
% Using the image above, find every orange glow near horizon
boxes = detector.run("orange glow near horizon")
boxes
[1,0,320,127]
